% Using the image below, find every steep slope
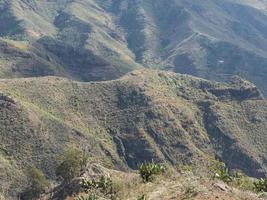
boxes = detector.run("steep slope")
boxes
[0,70,266,198]
[1,0,267,94]
[0,0,140,81]
[99,0,267,95]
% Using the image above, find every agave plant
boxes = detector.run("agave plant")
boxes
[98,176,113,193]
[139,160,165,182]
[254,178,267,192]
[80,176,113,195]
[214,164,232,183]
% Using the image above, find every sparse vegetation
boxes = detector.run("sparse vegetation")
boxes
[0,70,266,199]
[214,165,232,183]
[79,175,118,199]
[209,160,232,183]
[56,146,88,183]
[139,161,166,182]
[209,161,259,192]
[177,164,193,173]
[181,183,199,200]
[231,172,255,191]
[254,178,267,193]
[137,194,148,200]
[1,0,267,199]
[81,176,113,195]
[74,194,98,200]
[21,166,49,200]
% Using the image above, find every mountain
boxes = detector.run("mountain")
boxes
[1,0,267,95]
[0,69,266,198]
[1,0,267,199]
[0,0,141,82]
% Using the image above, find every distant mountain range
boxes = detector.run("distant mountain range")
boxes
[1,0,267,95]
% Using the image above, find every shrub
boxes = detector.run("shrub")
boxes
[138,194,148,200]
[181,184,198,200]
[214,165,232,183]
[254,178,267,192]
[209,160,232,183]
[80,176,113,195]
[74,194,98,200]
[56,146,88,183]
[231,172,255,191]
[21,166,49,200]
[80,178,97,192]
[177,164,193,173]
[139,161,165,182]
[98,176,113,194]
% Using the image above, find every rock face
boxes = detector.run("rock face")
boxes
[1,0,267,94]
[0,70,266,198]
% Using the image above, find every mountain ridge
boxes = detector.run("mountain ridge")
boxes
[1,0,267,95]
[0,69,266,197]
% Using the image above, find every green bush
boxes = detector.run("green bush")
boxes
[98,176,113,193]
[21,166,49,200]
[56,146,88,183]
[208,160,232,183]
[254,178,267,192]
[80,178,97,192]
[139,161,165,182]
[214,165,232,183]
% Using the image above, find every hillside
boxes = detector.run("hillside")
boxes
[1,0,267,95]
[1,0,267,199]
[0,0,141,82]
[42,163,265,200]
[0,70,266,198]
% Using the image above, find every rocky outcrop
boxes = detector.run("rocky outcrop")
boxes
[0,93,16,107]
[208,76,264,101]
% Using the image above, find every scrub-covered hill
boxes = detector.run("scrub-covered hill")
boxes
[0,70,266,198]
